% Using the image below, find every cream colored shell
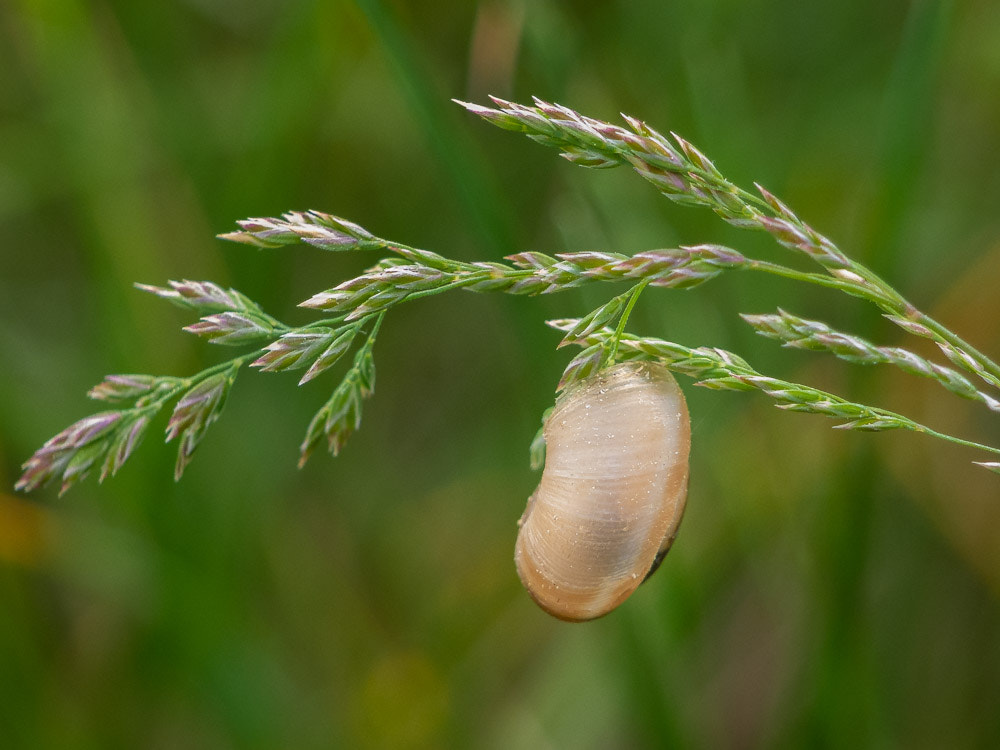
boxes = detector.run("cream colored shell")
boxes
[515,361,690,621]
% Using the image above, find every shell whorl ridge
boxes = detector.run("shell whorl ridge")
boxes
[515,361,690,622]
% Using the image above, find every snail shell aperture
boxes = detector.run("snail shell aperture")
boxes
[515,361,691,622]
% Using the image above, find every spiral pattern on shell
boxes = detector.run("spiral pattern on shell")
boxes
[515,361,691,621]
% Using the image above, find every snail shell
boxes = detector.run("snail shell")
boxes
[515,361,690,622]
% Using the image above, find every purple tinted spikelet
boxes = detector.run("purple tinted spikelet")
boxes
[251,329,337,373]
[219,210,379,252]
[99,414,151,482]
[136,280,262,313]
[299,326,359,385]
[298,316,382,467]
[88,374,160,402]
[557,344,604,390]
[166,362,240,480]
[16,412,123,494]
[184,312,273,345]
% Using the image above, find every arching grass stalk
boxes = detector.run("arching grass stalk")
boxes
[16,98,1000,494]
[550,320,1000,459]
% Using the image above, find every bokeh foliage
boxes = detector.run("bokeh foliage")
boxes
[2,0,1000,747]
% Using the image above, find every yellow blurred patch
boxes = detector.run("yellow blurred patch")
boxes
[352,650,449,749]
[0,492,49,566]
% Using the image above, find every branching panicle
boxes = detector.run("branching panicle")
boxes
[550,319,999,457]
[17,97,1000,493]
[742,310,1000,412]
[461,98,1000,394]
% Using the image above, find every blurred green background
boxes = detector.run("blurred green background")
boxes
[2,0,1000,747]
